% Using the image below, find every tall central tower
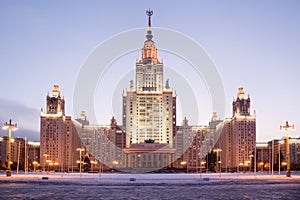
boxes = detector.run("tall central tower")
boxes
[123,10,176,147]
[136,10,163,93]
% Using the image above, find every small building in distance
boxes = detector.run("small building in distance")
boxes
[75,114,126,169]
[266,137,300,171]
[0,136,40,171]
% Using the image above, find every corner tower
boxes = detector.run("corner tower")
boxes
[216,87,256,171]
[46,85,65,115]
[40,85,82,171]
[232,87,251,117]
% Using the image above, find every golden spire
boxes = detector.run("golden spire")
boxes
[145,9,153,41]
[139,9,159,64]
[146,9,153,31]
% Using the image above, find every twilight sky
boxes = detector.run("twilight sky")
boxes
[0,0,299,142]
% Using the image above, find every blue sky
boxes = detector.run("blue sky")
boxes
[0,0,299,142]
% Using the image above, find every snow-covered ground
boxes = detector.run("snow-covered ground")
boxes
[1,172,300,199]
[1,171,300,183]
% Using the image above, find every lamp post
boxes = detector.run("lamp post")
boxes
[180,161,187,173]
[271,140,274,176]
[76,148,85,177]
[32,161,38,173]
[259,162,264,172]
[54,162,59,173]
[278,142,281,175]
[17,140,21,175]
[112,160,119,172]
[213,148,222,177]
[2,119,18,176]
[249,154,254,173]
[280,121,295,177]
[282,161,287,172]
[46,159,52,172]
[91,160,97,173]
[239,163,243,173]
[99,160,102,178]
[43,154,49,174]
[91,160,94,172]
[200,160,206,179]
[254,146,257,176]
[206,151,209,173]
[49,162,53,172]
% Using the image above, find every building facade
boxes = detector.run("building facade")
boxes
[0,137,25,169]
[267,137,300,171]
[216,87,256,171]
[256,142,269,171]
[37,12,266,173]
[174,115,222,172]
[122,11,176,146]
[0,136,39,171]
[40,85,82,171]
[75,115,126,169]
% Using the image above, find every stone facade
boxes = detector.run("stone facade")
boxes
[216,87,256,171]
[122,13,176,147]
[40,85,82,171]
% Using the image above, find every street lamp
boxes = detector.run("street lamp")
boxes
[46,159,52,172]
[280,121,295,177]
[239,162,243,173]
[249,154,254,173]
[282,161,287,172]
[43,154,49,174]
[54,162,59,172]
[112,160,119,172]
[259,162,264,172]
[49,162,53,171]
[180,161,187,173]
[213,148,222,177]
[90,160,94,172]
[201,161,206,171]
[32,161,38,173]
[2,119,18,176]
[98,159,102,178]
[91,160,98,173]
[76,148,85,177]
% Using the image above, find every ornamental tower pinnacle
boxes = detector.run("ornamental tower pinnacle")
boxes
[46,85,65,115]
[232,87,251,117]
[140,9,159,65]
[136,10,163,93]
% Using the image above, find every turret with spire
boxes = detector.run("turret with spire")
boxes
[139,9,160,65]
[232,87,251,117]
[136,10,164,93]
[46,85,65,115]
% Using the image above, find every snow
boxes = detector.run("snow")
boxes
[1,172,300,199]
[1,171,300,184]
